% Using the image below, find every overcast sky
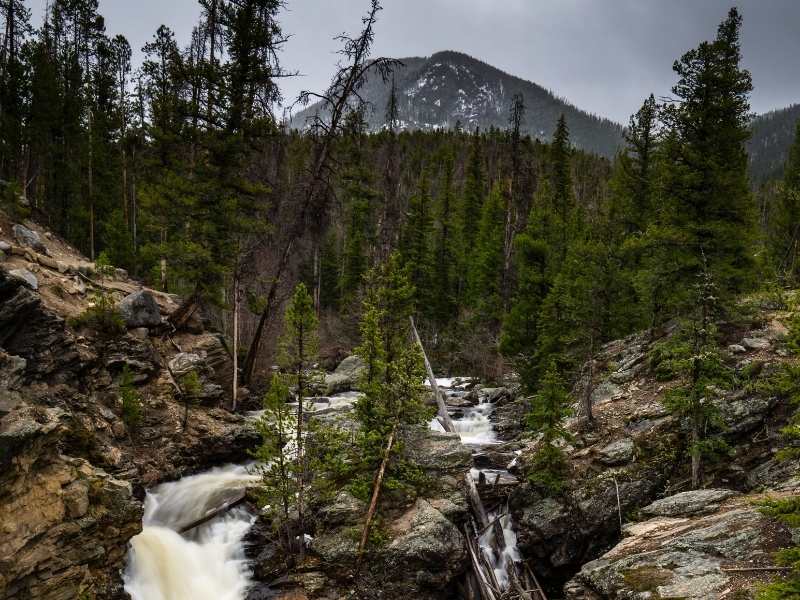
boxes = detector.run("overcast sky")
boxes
[26,0,800,124]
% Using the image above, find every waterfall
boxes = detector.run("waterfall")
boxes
[123,464,259,600]
[478,512,522,590]
[430,379,524,594]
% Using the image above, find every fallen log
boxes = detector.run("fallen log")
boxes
[356,423,398,566]
[410,315,456,433]
[466,473,490,530]
[179,491,247,533]
[465,526,499,600]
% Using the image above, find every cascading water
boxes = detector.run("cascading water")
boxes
[478,512,522,589]
[123,464,259,600]
[430,377,523,593]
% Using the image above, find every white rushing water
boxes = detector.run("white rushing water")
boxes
[479,512,522,589]
[123,464,259,600]
[430,377,522,592]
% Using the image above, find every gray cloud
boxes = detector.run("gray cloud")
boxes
[27,0,800,124]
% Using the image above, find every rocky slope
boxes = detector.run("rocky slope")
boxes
[0,215,259,599]
[501,299,800,598]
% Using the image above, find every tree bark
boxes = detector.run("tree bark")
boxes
[231,273,240,411]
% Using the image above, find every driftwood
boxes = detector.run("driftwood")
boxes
[465,526,500,600]
[356,423,398,565]
[179,492,247,534]
[410,316,456,433]
[466,473,490,529]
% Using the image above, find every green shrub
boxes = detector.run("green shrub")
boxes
[0,180,30,221]
[757,497,800,599]
[94,251,115,278]
[119,365,143,428]
[69,292,126,339]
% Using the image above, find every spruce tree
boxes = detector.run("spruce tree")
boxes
[768,118,800,283]
[653,8,755,315]
[551,114,574,265]
[469,181,507,326]
[431,152,458,326]
[278,282,319,555]
[401,169,433,313]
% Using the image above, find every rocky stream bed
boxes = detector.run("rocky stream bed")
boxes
[2,216,800,600]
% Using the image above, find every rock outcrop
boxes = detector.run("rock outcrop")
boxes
[0,219,259,599]
[565,488,797,599]
[119,290,161,329]
[323,355,366,395]
[504,300,800,596]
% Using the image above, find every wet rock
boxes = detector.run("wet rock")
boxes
[12,223,48,255]
[381,499,466,588]
[318,491,366,526]
[480,387,512,405]
[597,438,635,466]
[8,268,38,290]
[0,241,10,253]
[119,290,161,329]
[323,355,366,395]
[641,489,739,517]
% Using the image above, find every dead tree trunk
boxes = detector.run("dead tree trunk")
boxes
[241,1,397,385]
[410,316,456,433]
[356,423,397,566]
[231,273,240,411]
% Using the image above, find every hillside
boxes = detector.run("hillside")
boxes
[749,104,800,183]
[292,50,625,157]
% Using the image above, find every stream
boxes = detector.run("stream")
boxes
[123,380,521,599]
[123,465,259,600]
[429,378,523,593]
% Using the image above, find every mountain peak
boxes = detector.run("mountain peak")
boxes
[293,50,624,157]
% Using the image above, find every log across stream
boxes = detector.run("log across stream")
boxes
[430,378,545,600]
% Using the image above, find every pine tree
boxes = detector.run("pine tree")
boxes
[662,259,731,489]
[401,169,433,313]
[525,361,571,495]
[0,0,32,184]
[611,94,659,235]
[278,282,319,556]
[653,8,755,315]
[252,374,299,554]
[500,202,550,383]
[551,114,574,265]
[353,254,430,555]
[768,118,800,283]
[431,152,458,326]
[460,132,485,291]
[469,181,507,326]
[340,114,376,304]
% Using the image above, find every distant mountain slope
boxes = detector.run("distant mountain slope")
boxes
[292,50,625,157]
[748,104,800,183]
